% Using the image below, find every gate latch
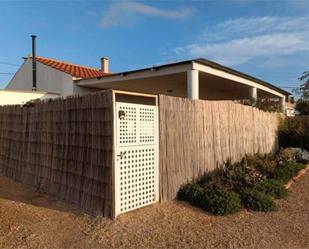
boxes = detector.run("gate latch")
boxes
[117,151,127,159]
[119,110,126,120]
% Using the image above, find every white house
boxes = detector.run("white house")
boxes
[5,56,110,97]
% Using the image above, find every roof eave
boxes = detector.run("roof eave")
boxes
[76,58,290,96]
[194,58,291,96]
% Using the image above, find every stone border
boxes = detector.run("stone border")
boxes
[285,164,309,189]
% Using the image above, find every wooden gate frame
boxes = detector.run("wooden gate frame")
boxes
[111,90,158,218]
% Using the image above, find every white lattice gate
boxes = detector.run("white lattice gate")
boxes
[114,102,159,216]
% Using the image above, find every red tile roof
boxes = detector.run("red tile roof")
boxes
[34,56,109,79]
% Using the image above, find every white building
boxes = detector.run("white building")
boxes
[5,56,110,97]
[0,89,59,106]
[5,55,291,112]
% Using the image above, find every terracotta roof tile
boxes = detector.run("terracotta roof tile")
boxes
[34,56,110,79]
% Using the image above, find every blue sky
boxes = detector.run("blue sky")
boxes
[0,0,309,92]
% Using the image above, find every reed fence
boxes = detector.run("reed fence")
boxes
[0,91,281,216]
[0,90,114,217]
[159,95,279,201]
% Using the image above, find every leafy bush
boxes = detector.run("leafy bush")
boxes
[198,159,266,192]
[239,188,278,212]
[178,152,305,215]
[296,99,309,115]
[245,154,277,178]
[254,99,281,113]
[278,117,309,151]
[177,183,204,206]
[242,99,281,112]
[198,169,227,190]
[253,179,287,199]
[273,162,305,183]
[277,147,309,164]
[202,188,242,215]
[277,148,298,163]
[224,159,266,189]
[177,184,242,215]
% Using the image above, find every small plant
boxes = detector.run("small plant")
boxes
[239,188,278,212]
[221,159,266,190]
[296,99,309,115]
[246,154,277,178]
[253,179,287,199]
[177,151,305,216]
[198,169,227,190]
[177,184,242,215]
[198,159,266,192]
[202,188,242,215]
[254,99,281,113]
[177,183,204,206]
[277,148,298,163]
[278,117,309,151]
[242,99,281,112]
[273,162,305,183]
[22,98,41,107]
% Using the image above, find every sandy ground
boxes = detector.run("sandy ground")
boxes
[0,174,308,249]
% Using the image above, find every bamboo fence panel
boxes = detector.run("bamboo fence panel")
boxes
[0,90,114,217]
[159,95,279,201]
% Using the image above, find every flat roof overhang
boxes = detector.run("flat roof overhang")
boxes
[76,59,290,100]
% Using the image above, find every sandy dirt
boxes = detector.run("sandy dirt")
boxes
[0,174,308,249]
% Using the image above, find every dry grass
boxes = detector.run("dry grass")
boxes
[0,173,308,249]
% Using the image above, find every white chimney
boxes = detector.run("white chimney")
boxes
[101,57,109,73]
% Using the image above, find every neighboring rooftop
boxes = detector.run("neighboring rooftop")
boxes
[31,56,110,79]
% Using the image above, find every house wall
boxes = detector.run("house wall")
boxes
[0,90,59,106]
[159,95,279,201]
[5,59,93,97]
[0,90,114,217]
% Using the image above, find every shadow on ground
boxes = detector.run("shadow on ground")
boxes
[0,176,82,215]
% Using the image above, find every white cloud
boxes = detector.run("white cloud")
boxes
[174,16,309,66]
[100,1,195,28]
[201,16,309,41]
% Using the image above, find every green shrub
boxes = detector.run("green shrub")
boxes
[219,159,266,190]
[278,117,309,151]
[177,184,242,215]
[296,99,309,115]
[277,148,298,163]
[198,158,268,192]
[243,99,281,112]
[198,169,227,190]
[239,188,277,212]
[177,183,204,206]
[273,162,305,183]
[178,153,305,215]
[221,160,248,189]
[253,179,287,199]
[245,154,276,178]
[202,188,242,215]
[254,99,281,113]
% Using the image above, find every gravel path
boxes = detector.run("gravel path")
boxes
[0,174,308,249]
